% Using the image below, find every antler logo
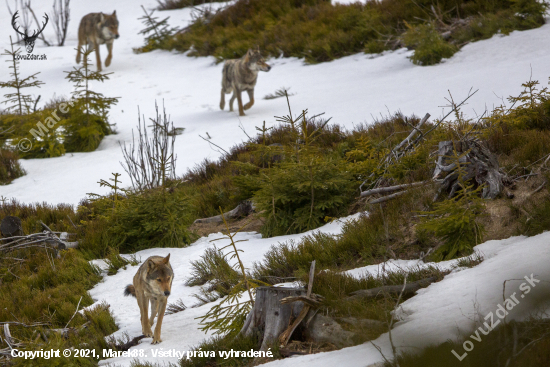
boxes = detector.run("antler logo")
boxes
[11,11,49,54]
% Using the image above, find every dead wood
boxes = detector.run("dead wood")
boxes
[360,181,427,198]
[433,140,509,200]
[278,261,318,347]
[193,201,255,224]
[346,277,437,300]
[239,286,306,352]
[112,335,147,351]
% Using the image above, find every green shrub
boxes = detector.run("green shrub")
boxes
[138,0,546,65]
[64,48,117,153]
[403,23,458,66]
[251,156,356,237]
[0,110,66,159]
[0,147,25,184]
[79,186,197,256]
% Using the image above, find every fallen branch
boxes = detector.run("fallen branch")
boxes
[346,277,437,300]
[112,335,147,351]
[368,191,407,204]
[361,181,427,198]
[193,201,254,224]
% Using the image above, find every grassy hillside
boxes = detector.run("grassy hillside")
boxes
[138,0,547,64]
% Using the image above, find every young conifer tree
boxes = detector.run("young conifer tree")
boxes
[0,36,44,115]
[136,5,178,52]
[63,47,118,152]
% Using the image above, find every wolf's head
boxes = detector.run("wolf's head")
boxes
[146,254,173,297]
[245,48,271,72]
[99,11,120,40]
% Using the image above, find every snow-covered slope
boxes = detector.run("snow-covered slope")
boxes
[87,213,362,367]
[2,1,550,204]
[87,214,550,367]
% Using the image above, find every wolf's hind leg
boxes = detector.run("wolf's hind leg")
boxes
[229,91,237,112]
[220,89,226,110]
[76,40,82,63]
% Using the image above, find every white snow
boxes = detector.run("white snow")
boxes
[88,214,550,367]
[86,213,361,367]
[262,234,550,367]
[2,1,550,204]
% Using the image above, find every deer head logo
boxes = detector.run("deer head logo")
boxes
[11,11,49,54]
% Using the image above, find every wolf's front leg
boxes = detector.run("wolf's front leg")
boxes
[149,299,158,327]
[152,298,167,344]
[93,40,102,72]
[137,294,153,337]
[244,88,255,111]
[105,42,113,67]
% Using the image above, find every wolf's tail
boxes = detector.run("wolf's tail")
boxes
[124,284,136,297]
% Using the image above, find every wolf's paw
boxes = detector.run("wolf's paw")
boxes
[105,57,112,67]
[151,336,162,344]
[142,328,153,337]
[220,101,225,110]
[243,103,253,110]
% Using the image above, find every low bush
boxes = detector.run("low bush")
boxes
[403,23,457,65]
[139,0,546,65]
[0,147,25,184]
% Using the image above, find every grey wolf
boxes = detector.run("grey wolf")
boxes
[220,48,271,116]
[124,254,173,344]
[76,11,119,71]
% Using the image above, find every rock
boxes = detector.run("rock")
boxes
[304,314,355,348]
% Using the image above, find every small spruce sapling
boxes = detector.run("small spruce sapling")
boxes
[64,47,118,152]
[0,36,44,115]
[197,209,268,335]
[136,5,179,52]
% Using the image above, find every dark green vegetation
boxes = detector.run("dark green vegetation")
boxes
[0,201,118,366]
[386,319,550,367]
[0,147,25,184]
[0,45,117,159]
[3,77,550,366]
[138,0,546,65]
[165,79,550,365]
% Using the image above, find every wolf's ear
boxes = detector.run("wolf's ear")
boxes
[113,10,116,16]
[163,254,170,264]
[147,259,156,270]
[99,14,105,22]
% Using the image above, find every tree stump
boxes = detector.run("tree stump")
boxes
[240,286,306,351]
[433,140,508,199]
[0,216,23,237]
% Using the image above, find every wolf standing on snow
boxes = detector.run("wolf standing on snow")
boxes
[220,47,271,116]
[76,11,119,72]
[124,254,173,344]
